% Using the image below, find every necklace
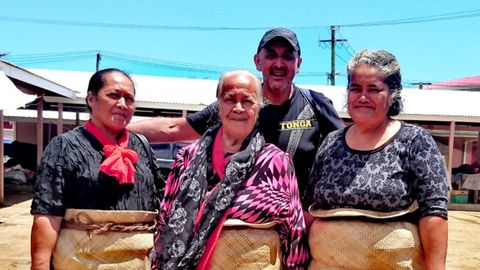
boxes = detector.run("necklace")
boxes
[263,96,273,105]
[263,86,294,105]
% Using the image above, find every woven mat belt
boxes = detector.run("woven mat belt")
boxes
[63,219,156,234]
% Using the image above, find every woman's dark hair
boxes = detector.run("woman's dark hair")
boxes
[85,68,135,112]
[346,50,403,117]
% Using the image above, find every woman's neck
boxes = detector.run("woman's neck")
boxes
[221,131,245,154]
[90,119,122,144]
[346,118,400,151]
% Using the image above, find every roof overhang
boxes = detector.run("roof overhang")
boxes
[43,95,209,111]
[11,68,480,125]
[0,60,77,98]
[394,114,480,124]
[0,71,36,110]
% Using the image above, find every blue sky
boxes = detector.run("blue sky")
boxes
[1,1,480,87]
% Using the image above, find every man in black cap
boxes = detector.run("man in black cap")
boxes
[129,27,344,206]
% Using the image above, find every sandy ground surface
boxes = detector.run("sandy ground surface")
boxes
[1,186,480,270]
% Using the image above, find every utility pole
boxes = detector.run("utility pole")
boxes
[96,52,102,71]
[319,26,347,85]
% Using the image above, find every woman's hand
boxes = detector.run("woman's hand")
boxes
[419,215,448,270]
[31,214,62,270]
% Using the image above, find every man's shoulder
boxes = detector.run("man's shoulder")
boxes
[295,86,333,105]
[294,86,345,130]
[186,102,219,134]
[293,86,336,115]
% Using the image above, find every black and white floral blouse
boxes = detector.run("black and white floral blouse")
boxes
[31,127,165,216]
[306,121,449,219]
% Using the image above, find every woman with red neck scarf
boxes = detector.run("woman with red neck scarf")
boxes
[30,68,165,270]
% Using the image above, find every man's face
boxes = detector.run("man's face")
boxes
[254,38,302,93]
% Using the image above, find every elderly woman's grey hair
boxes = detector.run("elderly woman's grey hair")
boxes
[216,70,263,106]
[346,49,403,117]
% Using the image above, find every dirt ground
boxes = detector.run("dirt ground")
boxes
[1,186,480,270]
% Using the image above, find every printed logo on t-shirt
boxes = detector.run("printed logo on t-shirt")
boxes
[279,119,314,130]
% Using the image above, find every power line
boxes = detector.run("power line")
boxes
[0,16,327,31]
[3,50,328,78]
[104,51,241,72]
[334,51,348,65]
[105,50,329,77]
[340,8,480,27]
[1,8,480,31]
[335,28,356,57]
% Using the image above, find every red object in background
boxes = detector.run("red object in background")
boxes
[4,121,13,129]
[471,142,478,167]
[425,76,480,90]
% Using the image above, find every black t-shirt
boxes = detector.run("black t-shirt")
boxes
[187,86,344,205]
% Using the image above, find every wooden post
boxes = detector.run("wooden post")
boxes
[477,132,480,163]
[57,103,64,135]
[447,121,456,186]
[0,109,4,204]
[75,110,80,127]
[37,96,44,165]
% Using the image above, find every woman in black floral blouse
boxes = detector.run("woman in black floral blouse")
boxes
[305,50,449,270]
[30,69,164,269]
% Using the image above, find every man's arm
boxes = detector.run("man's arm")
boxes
[127,117,200,143]
[128,102,219,143]
[31,215,63,270]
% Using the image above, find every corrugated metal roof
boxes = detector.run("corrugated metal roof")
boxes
[0,61,77,98]
[303,84,480,122]
[0,71,36,110]
[29,69,480,123]
[3,109,149,123]
[3,109,89,123]
[401,89,480,116]
[30,69,218,107]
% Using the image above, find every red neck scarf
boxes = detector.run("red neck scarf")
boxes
[84,120,138,185]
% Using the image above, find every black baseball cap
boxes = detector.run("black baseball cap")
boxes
[257,27,301,55]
